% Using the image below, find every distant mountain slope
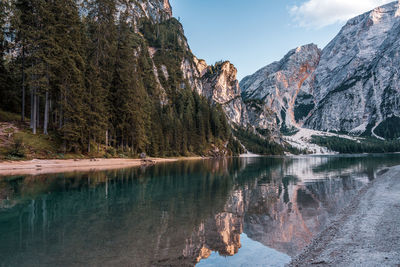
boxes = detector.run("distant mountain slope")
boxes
[304,1,400,139]
[240,44,321,133]
[240,1,400,140]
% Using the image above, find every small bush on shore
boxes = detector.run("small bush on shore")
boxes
[7,136,26,158]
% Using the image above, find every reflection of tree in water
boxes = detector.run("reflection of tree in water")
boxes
[311,154,400,179]
[0,160,243,266]
[0,155,400,265]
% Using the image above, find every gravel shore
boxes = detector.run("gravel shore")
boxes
[290,166,400,266]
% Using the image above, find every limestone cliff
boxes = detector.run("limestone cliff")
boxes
[241,2,400,140]
[199,61,249,126]
[240,44,321,132]
[117,0,173,26]
[304,1,400,138]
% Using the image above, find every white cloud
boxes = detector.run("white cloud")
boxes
[290,0,396,28]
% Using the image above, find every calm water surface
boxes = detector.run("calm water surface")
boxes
[1,154,400,266]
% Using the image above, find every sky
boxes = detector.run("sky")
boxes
[169,0,395,80]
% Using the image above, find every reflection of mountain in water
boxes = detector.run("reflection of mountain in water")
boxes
[243,175,366,256]
[0,155,399,266]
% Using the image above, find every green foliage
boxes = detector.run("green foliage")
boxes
[7,136,25,158]
[0,109,21,122]
[243,99,264,113]
[14,130,59,157]
[110,15,150,153]
[294,103,314,122]
[2,1,237,158]
[233,127,285,155]
[311,135,400,153]
[0,1,17,113]
[84,0,118,150]
[105,146,116,157]
[227,136,245,155]
[203,60,228,78]
[374,116,400,140]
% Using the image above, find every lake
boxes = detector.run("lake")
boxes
[1,154,400,266]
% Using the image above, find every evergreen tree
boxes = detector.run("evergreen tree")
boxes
[84,0,117,152]
[0,0,19,114]
[53,0,87,151]
[0,0,8,108]
[111,13,150,153]
[2,0,241,157]
[10,0,31,119]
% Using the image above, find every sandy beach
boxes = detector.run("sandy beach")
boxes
[0,157,206,176]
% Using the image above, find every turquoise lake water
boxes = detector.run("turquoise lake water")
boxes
[1,154,400,266]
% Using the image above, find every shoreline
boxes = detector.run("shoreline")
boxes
[289,165,400,266]
[0,157,207,176]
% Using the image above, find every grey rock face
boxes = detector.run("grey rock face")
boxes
[304,1,400,136]
[241,1,400,139]
[118,0,172,25]
[240,44,321,131]
[181,57,204,95]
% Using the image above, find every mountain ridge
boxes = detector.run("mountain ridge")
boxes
[237,1,400,141]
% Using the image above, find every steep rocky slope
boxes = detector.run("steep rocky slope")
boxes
[127,0,283,148]
[199,61,248,126]
[240,1,400,140]
[117,0,173,25]
[304,1,400,138]
[241,44,321,132]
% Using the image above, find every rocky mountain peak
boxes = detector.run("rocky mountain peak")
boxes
[119,0,173,25]
[240,44,321,132]
[162,0,173,17]
[202,61,240,104]
[199,61,248,126]
[194,57,208,77]
[138,0,172,22]
[303,0,400,137]
[239,1,400,140]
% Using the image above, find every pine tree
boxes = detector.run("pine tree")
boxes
[54,0,87,151]
[84,0,117,152]
[2,0,238,156]
[0,0,8,107]
[111,13,152,154]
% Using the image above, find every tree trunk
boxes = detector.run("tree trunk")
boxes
[32,89,37,135]
[44,91,49,135]
[87,135,91,153]
[36,95,40,129]
[30,89,34,129]
[21,46,25,122]
[106,130,108,147]
[59,94,63,129]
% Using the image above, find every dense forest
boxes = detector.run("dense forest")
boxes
[311,136,400,154]
[0,0,243,157]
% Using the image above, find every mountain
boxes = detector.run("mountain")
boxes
[117,0,173,24]
[304,1,400,139]
[240,1,400,140]
[195,60,248,127]
[241,44,321,133]
[4,0,399,158]
[0,0,246,158]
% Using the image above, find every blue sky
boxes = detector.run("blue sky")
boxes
[169,0,394,80]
